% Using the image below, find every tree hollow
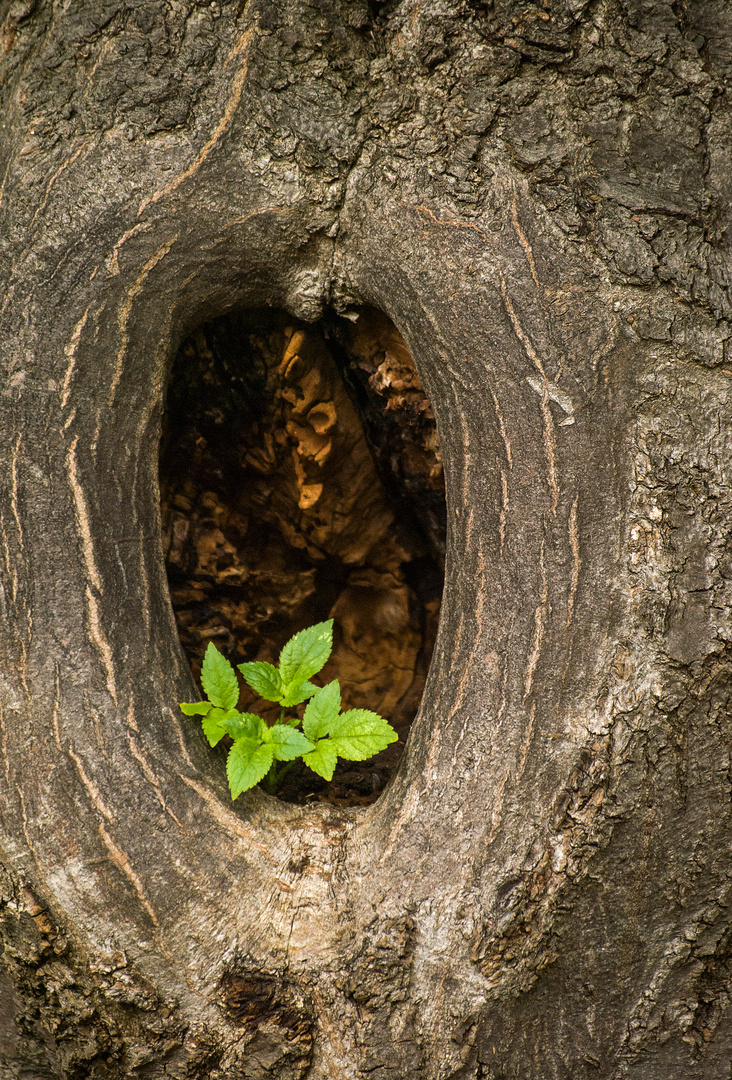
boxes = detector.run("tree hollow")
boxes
[159,306,445,804]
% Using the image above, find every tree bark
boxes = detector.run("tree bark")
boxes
[1,0,732,1077]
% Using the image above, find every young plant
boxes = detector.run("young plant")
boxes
[179,619,398,799]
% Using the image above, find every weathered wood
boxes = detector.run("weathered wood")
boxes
[1,0,731,1076]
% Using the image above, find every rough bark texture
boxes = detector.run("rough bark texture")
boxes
[1,0,731,1077]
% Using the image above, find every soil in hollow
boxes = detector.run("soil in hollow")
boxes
[159,307,445,805]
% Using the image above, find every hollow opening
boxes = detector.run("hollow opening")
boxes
[160,306,445,805]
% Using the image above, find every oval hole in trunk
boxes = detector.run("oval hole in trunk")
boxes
[160,307,445,805]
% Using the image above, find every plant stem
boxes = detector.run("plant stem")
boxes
[265,761,279,795]
[264,710,300,794]
[274,761,296,788]
[265,759,297,795]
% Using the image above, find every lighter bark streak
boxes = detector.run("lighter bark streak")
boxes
[139,544,151,646]
[484,770,509,847]
[415,203,494,246]
[497,270,560,514]
[68,745,115,823]
[510,185,540,288]
[97,821,160,926]
[516,702,535,781]
[523,542,548,702]
[0,525,13,605]
[127,727,185,830]
[51,666,62,751]
[107,223,151,277]
[180,775,274,857]
[10,434,23,550]
[525,375,575,426]
[382,786,421,861]
[490,388,513,468]
[109,236,178,406]
[61,307,90,409]
[66,436,103,592]
[567,496,580,628]
[499,469,508,554]
[30,140,91,229]
[83,37,117,91]
[223,205,295,230]
[70,738,160,924]
[0,155,11,211]
[136,30,251,219]
[85,585,118,702]
[167,707,198,772]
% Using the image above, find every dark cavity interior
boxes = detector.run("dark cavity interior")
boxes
[159,306,445,805]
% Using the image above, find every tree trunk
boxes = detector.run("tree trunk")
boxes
[2,1,731,1076]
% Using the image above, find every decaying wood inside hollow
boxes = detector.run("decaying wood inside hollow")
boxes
[159,307,445,803]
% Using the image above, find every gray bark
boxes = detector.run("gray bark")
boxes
[1,0,731,1077]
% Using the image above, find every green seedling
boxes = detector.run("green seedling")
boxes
[180,619,398,798]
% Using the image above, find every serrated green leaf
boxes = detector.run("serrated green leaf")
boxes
[202,708,230,747]
[201,643,239,711]
[221,712,264,741]
[302,681,341,741]
[327,709,398,761]
[180,701,211,716]
[279,680,318,708]
[227,739,274,799]
[237,661,284,703]
[267,724,314,762]
[279,620,333,688]
[303,739,338,781]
